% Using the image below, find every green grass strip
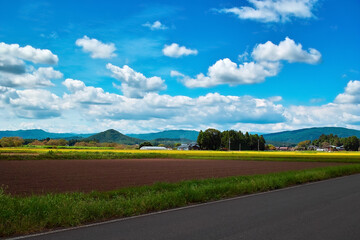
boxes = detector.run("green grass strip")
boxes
[1,164,360,237]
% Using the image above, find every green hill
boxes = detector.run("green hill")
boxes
[263,127,360,145]
[86,129,143,144]
[128,130,199,141]
[0,129,92,140]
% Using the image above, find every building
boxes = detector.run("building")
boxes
[177,144,189,150]
[336,145,345,151]
[177,143,200,150]
[140,146,168,150]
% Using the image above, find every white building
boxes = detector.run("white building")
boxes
[140,146,168,150]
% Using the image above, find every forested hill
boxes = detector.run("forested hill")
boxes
[0,129,92,140]
[85,129,143,144]
[263,127,360,145]
[127,130,199,141]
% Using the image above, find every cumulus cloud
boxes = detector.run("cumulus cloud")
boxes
[106,63,166,98]
[252,37,321,64]
[0,42,58,74]
[179,58,280,88]
[334,80,360,104]
[0,67,63,88]
[162,43,198,58]
[76,36,116,59]
[279,80,360,129]
[62,78,122,105]
[219,0,318,23]
[285,103,360,127]
[142,21,167,30]
[82,92,285,125]
[4,77,360,133]
[9,89,62,119]
[175,37,320,88]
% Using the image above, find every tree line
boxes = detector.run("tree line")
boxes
[296,134,360,151]
[197,128,266,151]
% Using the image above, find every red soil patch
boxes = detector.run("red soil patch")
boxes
[0,159,344,195]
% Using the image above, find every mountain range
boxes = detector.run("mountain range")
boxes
[262,127,360,145]
[1,127,360,146]
[128,130,199,141]
[0,129,93,140]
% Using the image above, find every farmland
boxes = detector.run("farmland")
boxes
[0,159,344,195]
[1,148,360,162]
[1,148,360,237]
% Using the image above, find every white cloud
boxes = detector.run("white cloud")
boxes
[3,77,360,134]
[9,89,62,119]
[170,70,185,77]
[219,0,318,23]
[82,92,285,126]
[238,51,249,62]
[252,37,321,64]
[268,96,283,102]
[0,42,58,74]
[62,78,123,105]
[162,43,198,58]
[180,58,280,88]
[334,80,360,104]
[142,21,167,30]
[106,63,166,98]
[176,37,320,88]
[0,67,63,88]
[75,36,116,59]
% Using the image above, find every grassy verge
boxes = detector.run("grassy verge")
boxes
[1,164,360,237]
[1,148,360,163]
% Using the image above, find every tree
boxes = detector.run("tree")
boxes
[139,141,152,148]
[47,139,68,146]
[296,140,311,150]
[197,130,204,149]
[259,135,266,150]
[221,130,240,150]
[266,144,276,150]
[197,128,221,150]
[0,137,24,147]
[321,141,331,149]
[343,136,360,151]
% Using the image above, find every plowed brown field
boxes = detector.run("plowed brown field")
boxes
[0,159,344,195]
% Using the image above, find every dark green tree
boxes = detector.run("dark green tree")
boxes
[197,128,221,150]
[343,136,359,151]
[139,141,153,148]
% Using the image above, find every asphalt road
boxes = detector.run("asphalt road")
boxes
[17,174,360,240]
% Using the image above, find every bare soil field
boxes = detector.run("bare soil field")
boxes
[0,159,344,195]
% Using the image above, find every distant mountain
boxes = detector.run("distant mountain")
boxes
[150,138,194,144]
[128,130,199,141]
[0,129,92,140]
[263,127,360,145]
[86,129,143,144]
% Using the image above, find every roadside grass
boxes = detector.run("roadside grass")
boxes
[1,164,360,237]
[1,148,360,163]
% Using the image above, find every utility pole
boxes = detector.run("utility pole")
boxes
[228,137,231,151]
[258,139,260,151]
[239,143,241,151]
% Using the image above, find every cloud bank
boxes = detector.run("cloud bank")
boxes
[219,0,318,23]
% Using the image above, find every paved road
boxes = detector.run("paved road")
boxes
[17,174,360,240]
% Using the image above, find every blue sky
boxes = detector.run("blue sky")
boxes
[0,0,359,133]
